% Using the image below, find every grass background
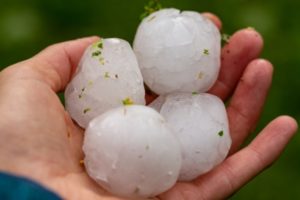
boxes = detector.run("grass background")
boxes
[0,0,299,199]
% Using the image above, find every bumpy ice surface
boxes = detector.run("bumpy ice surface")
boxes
[83,105,182,198]
[153,93,231,181]
[65,38,145,128]
[134,8,221,95]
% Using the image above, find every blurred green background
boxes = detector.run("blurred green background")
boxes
[0,0,299,199]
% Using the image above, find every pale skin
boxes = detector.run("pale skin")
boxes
[0,14,297,200]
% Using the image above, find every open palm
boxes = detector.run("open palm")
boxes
[0,14,297,200]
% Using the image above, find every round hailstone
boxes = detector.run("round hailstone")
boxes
[133,8,221,95]
[152,93,231,181]
[83,105,182,199]
[65,38,145,128]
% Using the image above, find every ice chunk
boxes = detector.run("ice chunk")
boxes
[133,8,221,95]
[83,105,182,198]
[65,38,145,128]
[158,93,231,181]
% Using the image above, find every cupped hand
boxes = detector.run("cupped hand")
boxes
[0,14,297,200]
[160,13,298,200]
[0,37,125,200]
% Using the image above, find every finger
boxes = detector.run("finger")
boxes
[227,59,273,153]
[202,12,222,30]
[160,116,297,200]
[191,116,297,200]
[209,28,264,101]
[26,36,100,92]
[145,84,158,105]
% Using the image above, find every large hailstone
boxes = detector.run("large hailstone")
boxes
[150,93,231,181]
[83,105,182,199]
[65,38,145,128]
[133,8,221,95]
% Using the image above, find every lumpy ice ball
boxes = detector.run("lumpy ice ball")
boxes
[65,38,145,128]
[152,93,231,181]
[133,8,221,95]
[83,105,182,199]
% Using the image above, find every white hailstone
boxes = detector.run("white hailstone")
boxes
[83,105,182,199]
[152,93,231,181]
[65,38,145,128]
[133,8,221,95]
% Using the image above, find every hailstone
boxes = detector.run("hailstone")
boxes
[83,105,182,199]
[65,38,145,128]
[151,93,231,181]
[133,8,221,95]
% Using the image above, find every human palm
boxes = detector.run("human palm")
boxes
[0,14,297,200]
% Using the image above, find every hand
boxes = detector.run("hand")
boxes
[0,37,125,200]
[0,14,297,200]
[159,13,298,200]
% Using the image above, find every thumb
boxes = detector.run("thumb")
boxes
[12,36,100,92]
